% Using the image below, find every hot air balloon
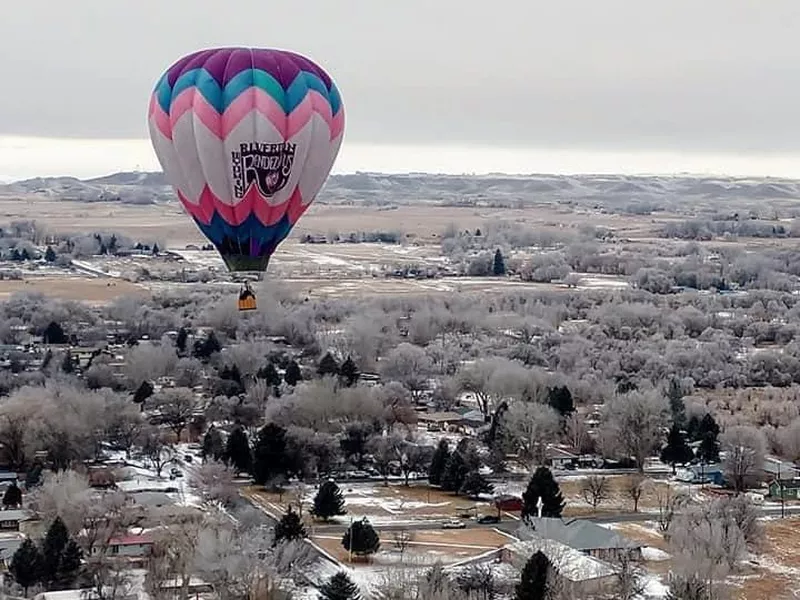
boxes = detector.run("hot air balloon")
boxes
[147,47,345,310]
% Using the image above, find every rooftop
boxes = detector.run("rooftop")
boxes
[505,539,617,582]
[518,518,641,551]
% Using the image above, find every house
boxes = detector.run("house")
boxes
[0,532,26,569]
[87,467,116,489]
[453,407,488,428]
[681,462,725,486]
[502,538,618,596]
[417,411,463,432]
[519,518,643,562]
[0,509,33,532]
[93,534,154,559]
[762,456,799,481]
[546,447,578,470]
[768,478,800,500]
[0,471,18,486]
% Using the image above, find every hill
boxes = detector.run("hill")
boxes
[0,171,798,213]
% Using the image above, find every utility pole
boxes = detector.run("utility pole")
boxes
[779,463,785,519]
[348,517,353,563]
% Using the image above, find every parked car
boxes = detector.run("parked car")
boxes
[477,515,500,524]
[170,467,183,477]
[442,519,466,529]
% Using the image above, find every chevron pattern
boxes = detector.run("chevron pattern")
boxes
[147,47,345,271]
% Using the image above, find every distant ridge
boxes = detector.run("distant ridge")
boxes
[0,170,799,207]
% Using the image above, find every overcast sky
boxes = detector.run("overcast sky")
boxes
[2,1,800,155]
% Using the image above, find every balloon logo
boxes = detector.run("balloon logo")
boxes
[147,47,345,273]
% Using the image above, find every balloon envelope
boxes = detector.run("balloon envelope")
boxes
[148,47,345,272]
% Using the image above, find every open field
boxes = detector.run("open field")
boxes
[243,483,498,524]
[0,275,148,303]
[0,195,668,244]
[312,527,512,565]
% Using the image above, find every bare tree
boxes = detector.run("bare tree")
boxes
[105,398,144,458]
[624,475,648,513]
[151,387,196,441]
[392,529,413,562]
[141,428,175,477]
[193,460,238,506]
[655,485,689,539]
[720,425,766,494]
[601,390,670,473]
[669,505,746,597]
[504,401,561,470]
[368,433,404,485]
[84,561,135,600]
[82,490,146,556]
[564,412,589,454]
[399,442,433,486]
[611,553,648,600]
[380,343,434,401]
[125,343,177,386]
[580,475,610,510]
[29,469,94,535]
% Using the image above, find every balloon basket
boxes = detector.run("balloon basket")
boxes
[234,275,259,312]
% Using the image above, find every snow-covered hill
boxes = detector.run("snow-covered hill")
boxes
[0,170,798,209]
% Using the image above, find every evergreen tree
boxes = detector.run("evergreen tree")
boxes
[547,386,574,417]
[667,378,687,429]
[428,439,450,486]
[252,423,289,486]
[175,327,188,354]
[3,482,22,508]
[132,380,154,405]
[108,234,118,254]
[257,362,282,387]
[60,352,74,374]
[57,540,82,589]
[219,364,245,395]
[340,423,371,469]
[492,248,506,276]
[318,352,340,377]
[40,517,82,590]
[41,349,53,371]
[319,571,361,600]
[696,413,721,463]
[193,331,222,360]
[521,467,565,519]
[441,449,468,494]
[42,321,67,345]
[341,518,380,558]
[224,427,252,474]
[697,431,721,464]
[339,356,359,387]
[515,551,551,600]
[202,427,225,462]
[698,413,720,440]
[273,507,307,546]
[152,243,160,255]
[25,463,43,489]
[9,538,42,595]
[313,480,347,521]
[660,424,695,474]
[284,360,302,386]
[460,470,494,499]
[441,439,479,494]
[685,414,702,441]
[44,246,57,262]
